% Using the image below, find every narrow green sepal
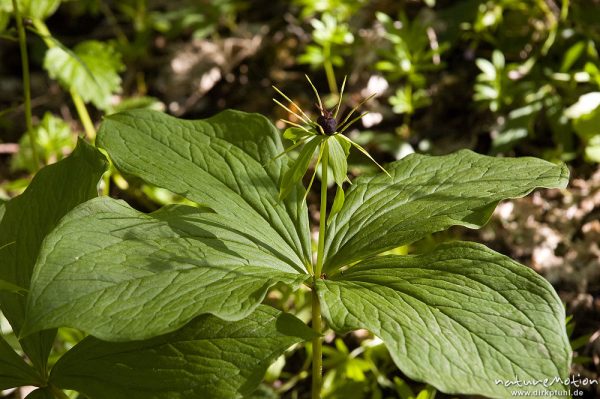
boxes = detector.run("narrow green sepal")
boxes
[279,136,322,200]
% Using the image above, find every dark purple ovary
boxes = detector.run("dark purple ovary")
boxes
[317,115,337,135]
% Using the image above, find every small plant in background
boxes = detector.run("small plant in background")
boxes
[296,0,364,96]
[474,49,514,113]
[148,0,243,39]
[565,92,600,162]
[462,0,600,162]
[298,13,354,95]
[375,11,446,136]
[11,112,75,174]
[0,0,124,193]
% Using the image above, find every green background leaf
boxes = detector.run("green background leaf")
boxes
[0,0,60,20]
[50,306,314,399]
[324,150,569,271]
[97,109,311,269]
[317,242,571,398]
[0,139,107,371]
[24,197,308,341]
[43,40,123,111]
[12,112,75,173]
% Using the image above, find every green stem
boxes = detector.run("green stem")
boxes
[13,0,38,169]
[32,19,96,141]
[560,0,569,21]
[315,143,329,277]
[323,44,338,96]
[312,143,329,399]
[31,18,53,48]
[70,89,97,141]
[311,287,322,399]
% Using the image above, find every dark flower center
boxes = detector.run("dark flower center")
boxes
[317,115,337,135]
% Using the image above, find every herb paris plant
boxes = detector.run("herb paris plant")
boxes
[0,80,571,398]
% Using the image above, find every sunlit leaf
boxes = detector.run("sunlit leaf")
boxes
[318,242,571,398]
[44,40,124,111]
[324,150,568,271]
[0,139,107,371]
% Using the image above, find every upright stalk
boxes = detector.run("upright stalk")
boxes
[310,284,322,399]
[312,142,329,399]
[560,0,569,21]
[323,45,338,96]
[70,88,97,141]
[13,0,38,168]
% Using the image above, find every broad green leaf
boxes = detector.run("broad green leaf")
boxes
[0,334,42,389]
[317,242,571,399]
[324,150,568,271]
[327,136,347,187]
[43,40,123,111]
[280,136,322,199]
[50,306,314,399]
[23,197,309,341]
[0,139,107,371]
[97,109,311,268]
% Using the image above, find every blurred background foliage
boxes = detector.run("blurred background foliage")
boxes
[1,0,599,398]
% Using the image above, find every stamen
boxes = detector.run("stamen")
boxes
[338,111,369,134]
[305,74,323,112]
[338,92,376,128]
[272,85,313,123]
[333,75,347,119]
[273,98,311,125]
[338,134,391,177]
[280,119,310,132]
